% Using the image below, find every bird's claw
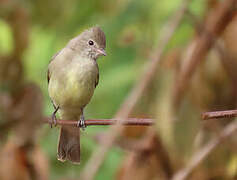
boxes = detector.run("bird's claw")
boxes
[77,115,86,130]
[50,106,59,128]
[50,113,57,128]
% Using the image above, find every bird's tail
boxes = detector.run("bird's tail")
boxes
[57,126,80,164]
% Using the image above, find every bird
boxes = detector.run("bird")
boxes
[47,26,106,164]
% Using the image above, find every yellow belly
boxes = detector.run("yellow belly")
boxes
[48,63,96,110]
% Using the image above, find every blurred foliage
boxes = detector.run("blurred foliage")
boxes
[2,0,231,179]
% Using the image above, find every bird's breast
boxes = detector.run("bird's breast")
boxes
[49,58,98,109]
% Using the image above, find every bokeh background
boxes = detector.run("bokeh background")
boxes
[0,0,236,179]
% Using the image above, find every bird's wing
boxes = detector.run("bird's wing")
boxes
[47,50,62,84]
[47,50,62,110]
[95,63,99,88]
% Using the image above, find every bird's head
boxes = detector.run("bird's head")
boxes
[68,26,106,60]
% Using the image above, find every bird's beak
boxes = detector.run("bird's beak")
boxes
[96,48,107,56]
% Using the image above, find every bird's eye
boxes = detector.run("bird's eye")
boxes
[88,40,94,46]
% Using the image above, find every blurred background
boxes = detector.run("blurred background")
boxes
[0,0,236,179]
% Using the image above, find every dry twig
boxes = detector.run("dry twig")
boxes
[202,110,237,120]
[2,108,235,132]
[43,117,154,126]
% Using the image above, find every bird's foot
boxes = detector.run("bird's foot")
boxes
[50,113,57,128]
[77,115,86,130]
[50,106,59,128]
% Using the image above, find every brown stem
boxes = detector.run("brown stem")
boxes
[202,110,237,120]
[44,118,154,127]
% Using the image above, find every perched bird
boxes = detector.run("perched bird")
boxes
[47,27,106,164]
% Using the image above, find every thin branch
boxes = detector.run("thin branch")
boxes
[171,120,237,180]
[43,117,154,126]
[79,1,190,180]
[42,109,237,127]
[3,109,235,130]
[202,110,237,120]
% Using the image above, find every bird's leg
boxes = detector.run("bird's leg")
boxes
[51,106,59,128]
[77,109,86,130]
